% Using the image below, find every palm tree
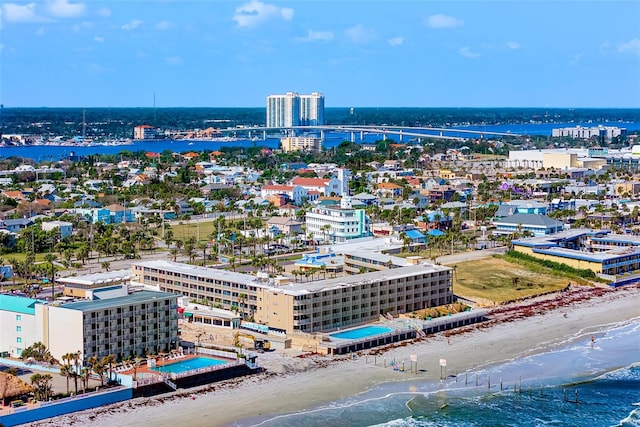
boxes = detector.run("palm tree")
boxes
[60,353,74,395]
[72,351,81,395]
[44,253,57,299]
[101,354,116,384]
[101,261,111,271]
[198,241,208,266]
[30,373,53,401]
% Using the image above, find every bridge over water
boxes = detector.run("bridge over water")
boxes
[212,125,522,142]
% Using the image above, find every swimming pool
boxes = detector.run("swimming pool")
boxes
[151,356,228,374]
[330,325,393,340]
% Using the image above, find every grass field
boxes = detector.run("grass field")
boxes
[453,256,579,304]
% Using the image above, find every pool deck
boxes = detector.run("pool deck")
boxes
[120,353,240,383]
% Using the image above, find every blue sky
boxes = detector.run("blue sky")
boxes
[1,0,639,108]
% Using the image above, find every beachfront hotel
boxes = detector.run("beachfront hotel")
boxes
[0,290,179,363]
[131,259,453,333]
[36,290,179,363]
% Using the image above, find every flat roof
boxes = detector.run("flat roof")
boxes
[0,294,43,315]
[60,290,176,312]
[133,259,255,285]
[263,264,451,296]
[57,269,132,286]
[532,246,640,262]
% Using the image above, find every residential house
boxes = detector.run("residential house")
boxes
[3,218,34,233]
[261,184,308,206]
[267,217,304,236]
[352,192,378,206]
[493,213,565,237]
[376,182,404,198]
[289,177,344,196]
[41,221,73,239]
[416,211,452,231]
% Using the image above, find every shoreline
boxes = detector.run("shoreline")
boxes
[26,285,640,427]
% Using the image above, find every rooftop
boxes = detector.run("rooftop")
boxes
[60,290,176,312]
[56,269,132,286]
[266,264,451,296]
[133,259,255,285]
[0,294,43,315]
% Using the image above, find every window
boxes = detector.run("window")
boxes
[16,326,21,333]
[16,314,21,321]
[16,337,22,344]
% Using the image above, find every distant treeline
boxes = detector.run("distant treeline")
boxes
[2,107,639,139]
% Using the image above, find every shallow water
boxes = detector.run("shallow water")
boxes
[246,319,640,427]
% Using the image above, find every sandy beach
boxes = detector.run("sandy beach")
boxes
[26,285,640,427]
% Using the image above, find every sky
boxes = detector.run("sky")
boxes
[1,0,639,108]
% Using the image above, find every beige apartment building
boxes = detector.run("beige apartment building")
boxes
[132,260,453,334]
[36,291,178,363]
[280,136,322,153]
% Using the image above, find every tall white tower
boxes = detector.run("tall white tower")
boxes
[266,92,324,128]
[266,92,300,128]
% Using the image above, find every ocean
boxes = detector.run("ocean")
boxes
[249,319,640,427]
[2,121,640,162]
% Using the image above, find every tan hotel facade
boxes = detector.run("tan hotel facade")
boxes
[132,260,453,333]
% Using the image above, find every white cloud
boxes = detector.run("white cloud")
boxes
[426,14,463,29]
[121,19,142,31]
[165,56,183,65]
[507,41,520,50]
[155,20,175,30]
[459,46,480,58]
[388,36,403,47]
[1,3,50,23]
[345,24,376,44]
[617,38,640,56]
[35,26,45,36]
[97,6,111,18]
[233,1,294,29]
[46,0,85,18]
[94,36,104,43]
[295,29,333,42]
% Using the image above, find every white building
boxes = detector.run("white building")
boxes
[299,92,325,126]
[305,200,371,243]
[266,92,301,128]
[552,126,626,141]
[266,92,325,128]
[0,295,40,358]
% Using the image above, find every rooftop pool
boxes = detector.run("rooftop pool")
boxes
[151,356,228,374]
[330,325,394,340]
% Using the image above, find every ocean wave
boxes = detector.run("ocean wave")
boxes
[612,406,640,427]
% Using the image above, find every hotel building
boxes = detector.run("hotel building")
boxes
[0,290,179,363]
[37,291,179,363]
[131,259,453,333]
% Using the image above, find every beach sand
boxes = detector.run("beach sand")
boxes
[26,285,640,427]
